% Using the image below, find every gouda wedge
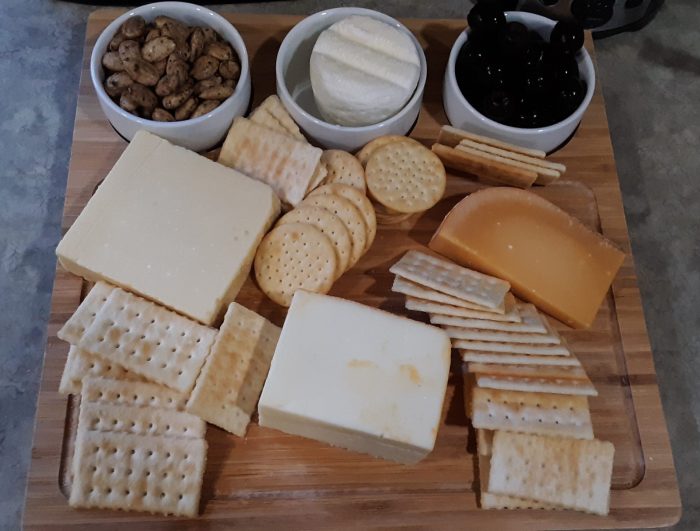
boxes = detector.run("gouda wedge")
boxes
[429,188,624,329]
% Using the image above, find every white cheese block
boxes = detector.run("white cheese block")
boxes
[310,15,421,127]
[258,290,451,464]
[56,131,280,325]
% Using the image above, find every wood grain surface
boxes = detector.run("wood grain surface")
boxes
[23,10,680,530]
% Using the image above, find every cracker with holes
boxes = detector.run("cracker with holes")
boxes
[309,183,376,252]
[82,377,188,410]
[302,193,367,268]
[470,387,594,439]
[442,318,562,344]
[218,117,321,206]
[473,371,598,396]
[488,431,615,515]
[277,205,352,278]
[456,340,571,356]
[59,346,141,395]
[356,135,422,166]
[259,94,306,142]
[186,303,281,436]
[461,351,581,366]
[478,454,558,510]
[321,150,366,192]
[69,430,207,517]
[77,288,216,393]
[430,304,545,333]
[365,142,446,214]
[78,400,206,440]
[254,223,337,307]
[390,250,510,310]
[394,277,513,315]
[57,281,115,344]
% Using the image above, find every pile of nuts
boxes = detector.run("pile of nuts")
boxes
[101,15,241,121]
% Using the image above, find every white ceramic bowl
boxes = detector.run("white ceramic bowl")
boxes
[90,1,251,152]
[276,7,427,152]
[443,11,595,153]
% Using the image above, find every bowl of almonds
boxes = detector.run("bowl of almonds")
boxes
[90,2,251,152]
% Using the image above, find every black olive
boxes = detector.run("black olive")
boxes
[481,89,515,123]
[550,20,585,55]
[467,3,507,40]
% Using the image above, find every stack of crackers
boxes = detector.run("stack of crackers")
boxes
[432,125,567,188]
[254,180,377,307]
[390,250,615,514]
[357,135,447,224]
[218,95,326,207]
[58,282,281,516]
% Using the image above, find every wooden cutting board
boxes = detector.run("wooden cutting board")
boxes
[23,10,680,530]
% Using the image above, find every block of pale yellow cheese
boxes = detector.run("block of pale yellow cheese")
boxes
[258,290,451,464]
[429,188,624,329]
[56,131,280,325]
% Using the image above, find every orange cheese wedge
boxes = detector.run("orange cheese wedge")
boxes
[429,188,624,329]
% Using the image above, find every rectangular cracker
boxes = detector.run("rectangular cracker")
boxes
[489,431,615,515]
[461,351,580,366]
[82,377,188,410]
[260,95,306,141]
[444,316,562,344]
[430,303,544,333]
[470,387,594,439]
[458,138,566,172]
[57,282,115,344]
[432,143,538,189]
[79,400,206,440]
[218,117,320,206]
[59,345,141,395]
[456,143,561,181]
[395,276,511,315]
[437,125,546,158]
[468,362,588,380]
[456,341,571,356]
[477,428,493,456]
[474,373,597,396]
[250,106,288,134]
[390,250,510,310]
[479,454,557,510]
[186,303,281,436]
[306,160,328,193]
[69,430,207,517]
[78,288,216,393]
[411,299,522,322]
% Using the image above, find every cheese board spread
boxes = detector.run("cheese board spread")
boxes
[23,6,680,530]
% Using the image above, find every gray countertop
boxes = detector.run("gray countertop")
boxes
[0,1,698,529]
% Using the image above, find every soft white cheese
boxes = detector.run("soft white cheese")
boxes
[258,290,451,464]
[310,15,421,127]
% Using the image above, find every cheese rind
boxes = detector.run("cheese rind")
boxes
[429,188,624,329]
[258,291,451,464]
[56,131,280,325]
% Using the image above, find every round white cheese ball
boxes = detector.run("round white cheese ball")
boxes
[310,16,421,127]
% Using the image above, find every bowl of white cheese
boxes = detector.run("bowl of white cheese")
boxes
[276,8,427,152]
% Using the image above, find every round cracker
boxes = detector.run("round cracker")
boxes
[302,194,367,268]
[356,135,422,166]
[277,205,352,278]
[321,150,366,192]
[365,142,446,214]
[254,223,337,307]
[309,183,376,252]
[374,202,414,225]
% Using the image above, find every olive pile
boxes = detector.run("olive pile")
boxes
[456,3,587,129]
[101,15,241,122]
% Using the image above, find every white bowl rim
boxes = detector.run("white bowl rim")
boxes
[89,1,250,129]
[275,7,427,133]
[446,11,595,136]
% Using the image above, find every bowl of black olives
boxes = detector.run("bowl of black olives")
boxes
[443,5,594,152]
